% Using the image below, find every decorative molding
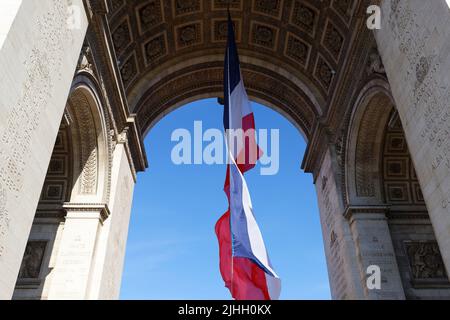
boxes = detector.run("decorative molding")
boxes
[136,0,164,35]
[285,32,311,68]
[174,21,203,51]
[77,45,93,73]
[69,93,98,195]
[172,0,202,17]
[366,49,386,75]
[111,17,132,54]
[322,19,345,62]
[135,63,316,137]
[343,205,389,221]
[290,1,318,37]
[252,0,284,19]
[354,94,392,198]
[119,53,138,89]
[212,0,243,11]
[143,32,168,66]
[63,202,111,223]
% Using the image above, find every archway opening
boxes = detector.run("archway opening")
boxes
[345,86,450,299]
[12,84,111,300]
[120,98,330,299]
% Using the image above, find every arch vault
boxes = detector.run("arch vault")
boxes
[1,0,450,300]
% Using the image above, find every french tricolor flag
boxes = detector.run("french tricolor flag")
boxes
[215,12,281,300]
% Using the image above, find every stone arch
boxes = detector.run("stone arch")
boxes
[12,74,113,300]
[344,79,450,299]
[380,111,450,299]
[105,0,369,141]
[65,76,112,203]
[345,79,395,205]
[132,55,322,141]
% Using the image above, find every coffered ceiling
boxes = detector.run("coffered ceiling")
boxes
[106,0,368,138]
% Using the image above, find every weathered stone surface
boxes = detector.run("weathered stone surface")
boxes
[374,0,450,276]
[315,149,364,299]
[2,0,450,301]
[0,0,87,299]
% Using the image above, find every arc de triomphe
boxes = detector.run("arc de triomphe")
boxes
[1,0,450,300]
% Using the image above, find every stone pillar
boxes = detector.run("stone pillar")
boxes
[83,138,136,300]
[46,204,109,300]
[0,0,88,299]
[374,0,450,275]
[315,148,365,299]
[345,207,405,299]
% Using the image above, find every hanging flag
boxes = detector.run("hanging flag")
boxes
[215,12,281,300]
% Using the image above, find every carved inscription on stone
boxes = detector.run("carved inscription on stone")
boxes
[317,161,348,299]
[0,187,8,256]
[386,1,450,208]
[0,0,69,256]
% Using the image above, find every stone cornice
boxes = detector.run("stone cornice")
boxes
[344,205,389,222]
[301,122,330,181]
[63,202,111,223]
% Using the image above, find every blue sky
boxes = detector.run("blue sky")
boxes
[119,99,330,300]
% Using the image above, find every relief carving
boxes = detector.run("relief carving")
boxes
[138,66,315,136]
[366,50,386,75]
[18,241,47,279]
[355,94,392,197]
[70,94,98,195]
[315,57,334,91]
[286,34,309,67]
[144,34,167,64]
[174,0,201,16]
[138,0,163,31]
[112,19,131,54]
[77,45,93,73]
[405,242,447,280]
[323,22,344,60]
[253,0,282,17]
[251,24,277,49]
[291,2,317,36]
[176,23,202,49]
[120,55,137,88]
